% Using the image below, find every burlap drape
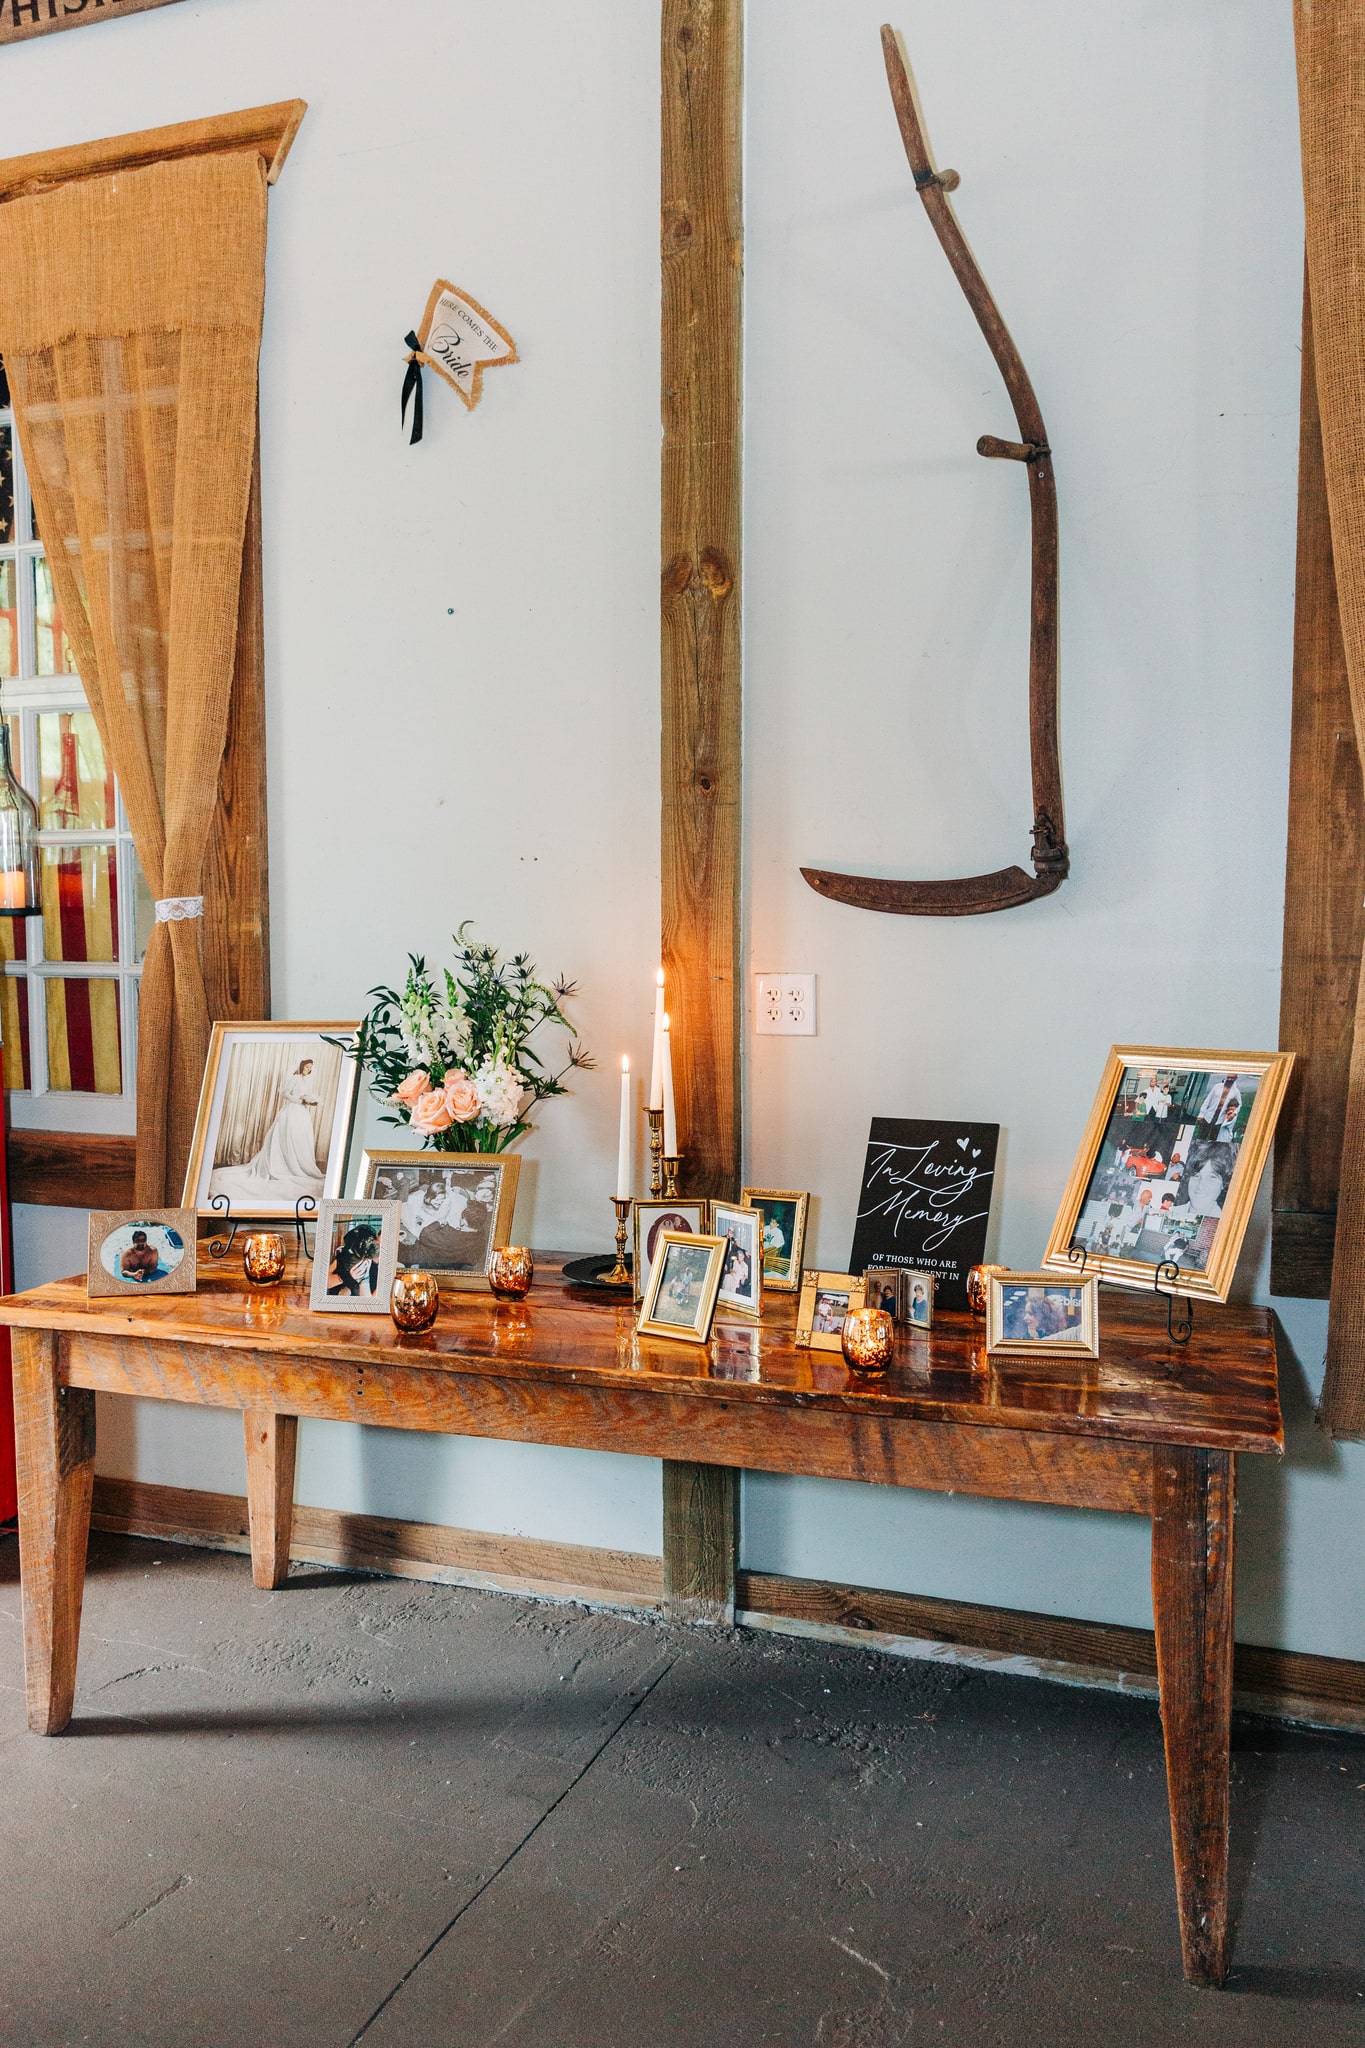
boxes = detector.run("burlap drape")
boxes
[0,151,267,1205]
[1296,1,1365,1434]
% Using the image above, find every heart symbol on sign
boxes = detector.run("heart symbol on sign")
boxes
[972,1148,980,1158]
[956,1137,968,1150]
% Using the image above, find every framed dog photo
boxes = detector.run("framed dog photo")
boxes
[1040,1045,1293,1302]
[795,1270,867,1352]
[740,1188,809,1293]
[88,1209,197,1298]
[632,1198,710,1304]
[310,1200,401,1314]
[636,1231,728,1345]
[986,1271,1100,1360]
[183,1022,361,1221]
[356,1151,519,1290]
[711,1200,763,1320]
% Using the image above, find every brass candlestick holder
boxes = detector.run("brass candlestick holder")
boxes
[603,1196,632,1285]
[645,1107,664,1197]
[662,1156,681,1198]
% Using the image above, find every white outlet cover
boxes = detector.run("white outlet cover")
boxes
[754,973,816,1035]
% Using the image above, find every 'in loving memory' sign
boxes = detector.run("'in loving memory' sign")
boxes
[847,1117,1000,1312]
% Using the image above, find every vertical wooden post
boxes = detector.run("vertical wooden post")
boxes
[662,1460,737,1625]
[661,0,744,1201]
[13,1328,95,1735]
[243,1409,298,1591]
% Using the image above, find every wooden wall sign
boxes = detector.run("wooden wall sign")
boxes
[0,0,183,44]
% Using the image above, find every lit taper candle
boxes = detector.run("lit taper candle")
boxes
[617,1056,633,1199]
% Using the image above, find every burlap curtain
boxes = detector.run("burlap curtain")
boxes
[1296,1,1365,1435]
[0,151,267,1204]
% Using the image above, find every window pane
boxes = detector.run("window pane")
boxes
[40,844,119,964]
[34,558,76,676]
[1,974,30,1089]
[0,561,15,679]
[0,424,11,544]
[134,857,155,963]
[38,711,115,830]
[45,976,121,1094]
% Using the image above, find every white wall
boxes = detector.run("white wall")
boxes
[8,0,1363,1658]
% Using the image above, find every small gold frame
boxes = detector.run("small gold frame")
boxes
[1040,1044,1293,1302]
[355,1149,520,1291]
[740,1188,809,1293]
[795,1270,867,1351]
[986,1270,1100,1359]
[631,1197,711,1304]
[636,1230,728,1345]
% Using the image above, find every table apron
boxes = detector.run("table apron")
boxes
[59,1331,1154,1513]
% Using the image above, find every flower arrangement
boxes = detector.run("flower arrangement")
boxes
[349,925,593,1153]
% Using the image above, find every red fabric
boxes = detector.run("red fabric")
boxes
[0,1044,15,1522]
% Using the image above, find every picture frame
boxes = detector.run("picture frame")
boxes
[986,1271,1100,1360]
[635,1230,728,1344]
[1040,1045,1294,1302]
[183,1022,361,1221]
[904,1271,936,1330]
[355,1150,520,1291]
[740,1188,809,1293]
[711,1200,764,1320]
[632,1198,710,1304]
[863,1266,907,1322]
[87,1208,197,1298]
[309,1199,402,1314]
[795,1270,867,1351]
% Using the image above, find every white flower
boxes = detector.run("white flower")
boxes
[475,1057,524,1128]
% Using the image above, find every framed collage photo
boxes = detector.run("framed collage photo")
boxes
[636,1231,728,1345]
[795,1270,867,1352]
[183,1022,360,1221]
[310,1200,401,1314]
[356,1151,520,1291]
[1041,1046,1294,1301]
[632,1199,710,1304]
[87,1209,197,1299]
[711,1200,763,1320]
[740,1188,809,1293]
[986,1271,1100,1360]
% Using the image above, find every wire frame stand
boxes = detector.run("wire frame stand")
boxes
[294,1195,317,1260]
[207,1195,238,1259]
[1154,1261,1194,1345]
[206,1194,318,1262]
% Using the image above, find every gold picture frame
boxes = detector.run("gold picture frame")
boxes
[1040,1045,1294,1302]
[87,1208,197,1298]
[740,1188,809,1293]
[631,1198,711,1304]
[182,1021,360,1221]
[355,1150,520,1291]
[795,1270,867,1351]
[986,1270,1100,1359]
[636,1230,728,1344]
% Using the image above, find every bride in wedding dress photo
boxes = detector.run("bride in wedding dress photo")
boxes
[206,1045,342,1207]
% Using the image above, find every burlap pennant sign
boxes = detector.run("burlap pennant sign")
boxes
[401,279,518,442]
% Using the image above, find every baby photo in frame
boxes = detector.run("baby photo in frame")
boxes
[87,1209,197,1298]
[356,1150,519,1290]
[636,1231,728,1345]
[795,1271,867,1352]
[986,1271,1100,1360]
[711,1200,763,1320]
[740,1188,809,1293]
[310,1200,401,1315]
[632,1199,710,1304]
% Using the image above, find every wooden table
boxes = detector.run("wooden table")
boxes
[0,1254,1281,1986]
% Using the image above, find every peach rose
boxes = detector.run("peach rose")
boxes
[393,1069,430,1107]
[410,1088,455,1135]
[442,1072,480,1123]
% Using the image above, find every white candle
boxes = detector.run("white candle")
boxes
[616,1055,632,1199]
[661,1014,677,1156]
[648,967,666,1110]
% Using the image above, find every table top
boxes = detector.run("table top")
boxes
[0,1253,1282,1456]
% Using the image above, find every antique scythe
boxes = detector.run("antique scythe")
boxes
[801,26,1068,918]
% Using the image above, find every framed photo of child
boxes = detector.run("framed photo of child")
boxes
[636,1231,728,1344]
[309,1200,401,1315]
[711,1201,763,1320]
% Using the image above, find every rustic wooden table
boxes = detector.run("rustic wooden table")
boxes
[0,1253,1281,1986]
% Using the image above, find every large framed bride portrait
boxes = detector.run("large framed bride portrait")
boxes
[183,1022,361,1220]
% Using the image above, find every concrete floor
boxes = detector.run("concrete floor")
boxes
[1,1532,1363,2047]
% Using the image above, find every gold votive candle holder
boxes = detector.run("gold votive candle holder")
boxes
[390,1269,440,1333]
[966,1263,1006,1319]
[243,1231,287,1287]
[841,1306,896,1374]
[488,1246,534,1301]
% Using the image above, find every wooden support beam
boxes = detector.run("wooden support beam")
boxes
[661,0,744,1201]
[662,1459,737,1625]
[242,1410,297,1592]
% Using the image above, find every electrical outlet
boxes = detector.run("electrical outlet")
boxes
[754,973,816,1035]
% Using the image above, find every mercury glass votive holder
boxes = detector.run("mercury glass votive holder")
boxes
[841,1306,896,1375]
[243,1231,287,1287]
[390,1269,440,1333]
[966,1263,1006,1319]
[488,1246,534,1301]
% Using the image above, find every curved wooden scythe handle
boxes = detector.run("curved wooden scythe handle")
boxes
[801,25,1068,918]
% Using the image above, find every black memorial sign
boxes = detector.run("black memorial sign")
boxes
[848,1117,1000,1311]
[0,0,184,46]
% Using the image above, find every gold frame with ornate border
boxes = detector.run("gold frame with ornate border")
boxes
[740,1187,809,1293]
[635,1230,728,1345]
[87,1208,197,1298]
[355,1149,520,1292]
[711,1199,764,1321]
[631,1197,711,1304]
[1040,1044,1293,1302]
[182,1022,361,1221]
[795,1270,867,1351]
[986,1269,1100,1360]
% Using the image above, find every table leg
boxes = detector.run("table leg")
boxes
[1151,1445,1235,1987]
[243,1410,298,1590]
[13,1328,95,1736]
[662,1460,737,1623]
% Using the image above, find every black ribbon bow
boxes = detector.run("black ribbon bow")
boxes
[401,330,424,445]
